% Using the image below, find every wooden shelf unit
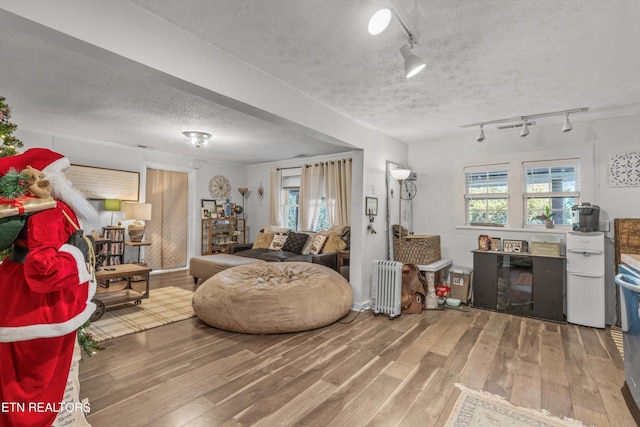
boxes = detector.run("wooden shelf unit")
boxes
[100,226,125,266]
[201,218,245,255]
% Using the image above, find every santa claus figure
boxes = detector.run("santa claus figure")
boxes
[0,148,99,426]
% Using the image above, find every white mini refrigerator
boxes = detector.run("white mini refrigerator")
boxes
[566,231,605,328]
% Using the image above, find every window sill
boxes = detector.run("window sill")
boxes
[455,225,570,234]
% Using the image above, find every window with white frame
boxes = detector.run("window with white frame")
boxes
[281,171,331,231]
[282,172,301,230]
[464,164,510,225]
[524,159,580,226]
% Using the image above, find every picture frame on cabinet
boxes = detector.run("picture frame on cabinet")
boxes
[490,237,501,251]
[201,207,212,219]
[201,199,216,211]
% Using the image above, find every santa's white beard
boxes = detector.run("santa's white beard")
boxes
[47,172,101,231]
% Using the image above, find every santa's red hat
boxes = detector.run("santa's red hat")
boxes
[0,148,69,176]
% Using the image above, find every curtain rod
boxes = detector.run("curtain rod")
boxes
[278,158,352,170]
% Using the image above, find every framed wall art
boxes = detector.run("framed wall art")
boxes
[365,197,378,216]
[66,164,139,201]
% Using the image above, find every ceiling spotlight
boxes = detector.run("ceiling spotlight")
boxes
[562,113,573,132]
[400,44,425,78]
[182,131,212,148]
[477,125,485,143]
[368,8,392,35]
[520,120,530,137]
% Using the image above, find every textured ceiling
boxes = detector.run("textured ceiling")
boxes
[1,1,640,165]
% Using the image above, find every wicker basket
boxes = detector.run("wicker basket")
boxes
[393,234,441,265]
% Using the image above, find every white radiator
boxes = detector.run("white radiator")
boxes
[372,260,403,319]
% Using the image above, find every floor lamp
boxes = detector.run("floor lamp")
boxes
[237,187,248,218]
[391,167,411,262]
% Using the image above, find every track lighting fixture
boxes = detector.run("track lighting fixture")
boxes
[462,107,588,142]
[477,125,485,143]
[562,113,573,132]
[365,2,426,78]
[400,41,425,78]
[368,7,392,35]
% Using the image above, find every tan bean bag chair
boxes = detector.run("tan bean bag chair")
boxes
[192,262,353,334]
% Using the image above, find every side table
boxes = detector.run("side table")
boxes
[337,250,350,279]
[124,241,151,263]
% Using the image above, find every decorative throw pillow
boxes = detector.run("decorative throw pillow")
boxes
[301,233,317,255]
[321,232,347,254]
[263,225,291,234]
[309,234,328,255]
[281,231,309,254]
[269,234,288,251]
[252,232,275,249]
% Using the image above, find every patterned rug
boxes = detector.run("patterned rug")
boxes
[446,384,584,426]
[86,286,195,342]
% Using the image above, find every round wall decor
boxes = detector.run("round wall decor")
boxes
[401,180,417,200]
[209,175,231,199]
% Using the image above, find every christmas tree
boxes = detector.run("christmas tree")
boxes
[0,96,24,158]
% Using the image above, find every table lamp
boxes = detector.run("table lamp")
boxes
[123,202,152,242]
[104,199,121,226]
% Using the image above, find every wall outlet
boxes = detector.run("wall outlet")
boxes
[599,219,610,232]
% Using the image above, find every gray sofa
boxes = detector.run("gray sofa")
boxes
[228,243,337,270]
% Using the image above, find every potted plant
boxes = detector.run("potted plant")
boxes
[534,206,556,229]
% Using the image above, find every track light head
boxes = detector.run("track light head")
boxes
[520,120,530,137]
[400,44,425,78]
[368,7,392,35]
[562,113,573,132]
[477,125,485,143]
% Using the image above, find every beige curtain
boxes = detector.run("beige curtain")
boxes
[268,168,282,225]
[300,158,351,230]
[300,164,324,231]
[327,158,351,226]
[145,168,188,270]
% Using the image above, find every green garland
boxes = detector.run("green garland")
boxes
[77,320,104,357]
[0,167,31,199]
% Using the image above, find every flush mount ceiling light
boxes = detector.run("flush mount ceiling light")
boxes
[461,107,588,142]
[364,1,426,78]
[182,131,212,148]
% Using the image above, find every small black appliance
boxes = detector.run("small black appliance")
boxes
[571,202,600,232]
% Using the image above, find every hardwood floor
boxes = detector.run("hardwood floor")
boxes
[79,270,634,426]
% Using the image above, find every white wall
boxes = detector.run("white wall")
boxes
[16,129,247,264]
[408,114,640,269]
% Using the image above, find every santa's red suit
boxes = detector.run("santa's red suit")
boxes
[0,149,96,427]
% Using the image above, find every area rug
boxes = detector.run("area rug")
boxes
[86,286,195,342]
[446,384,584,426]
